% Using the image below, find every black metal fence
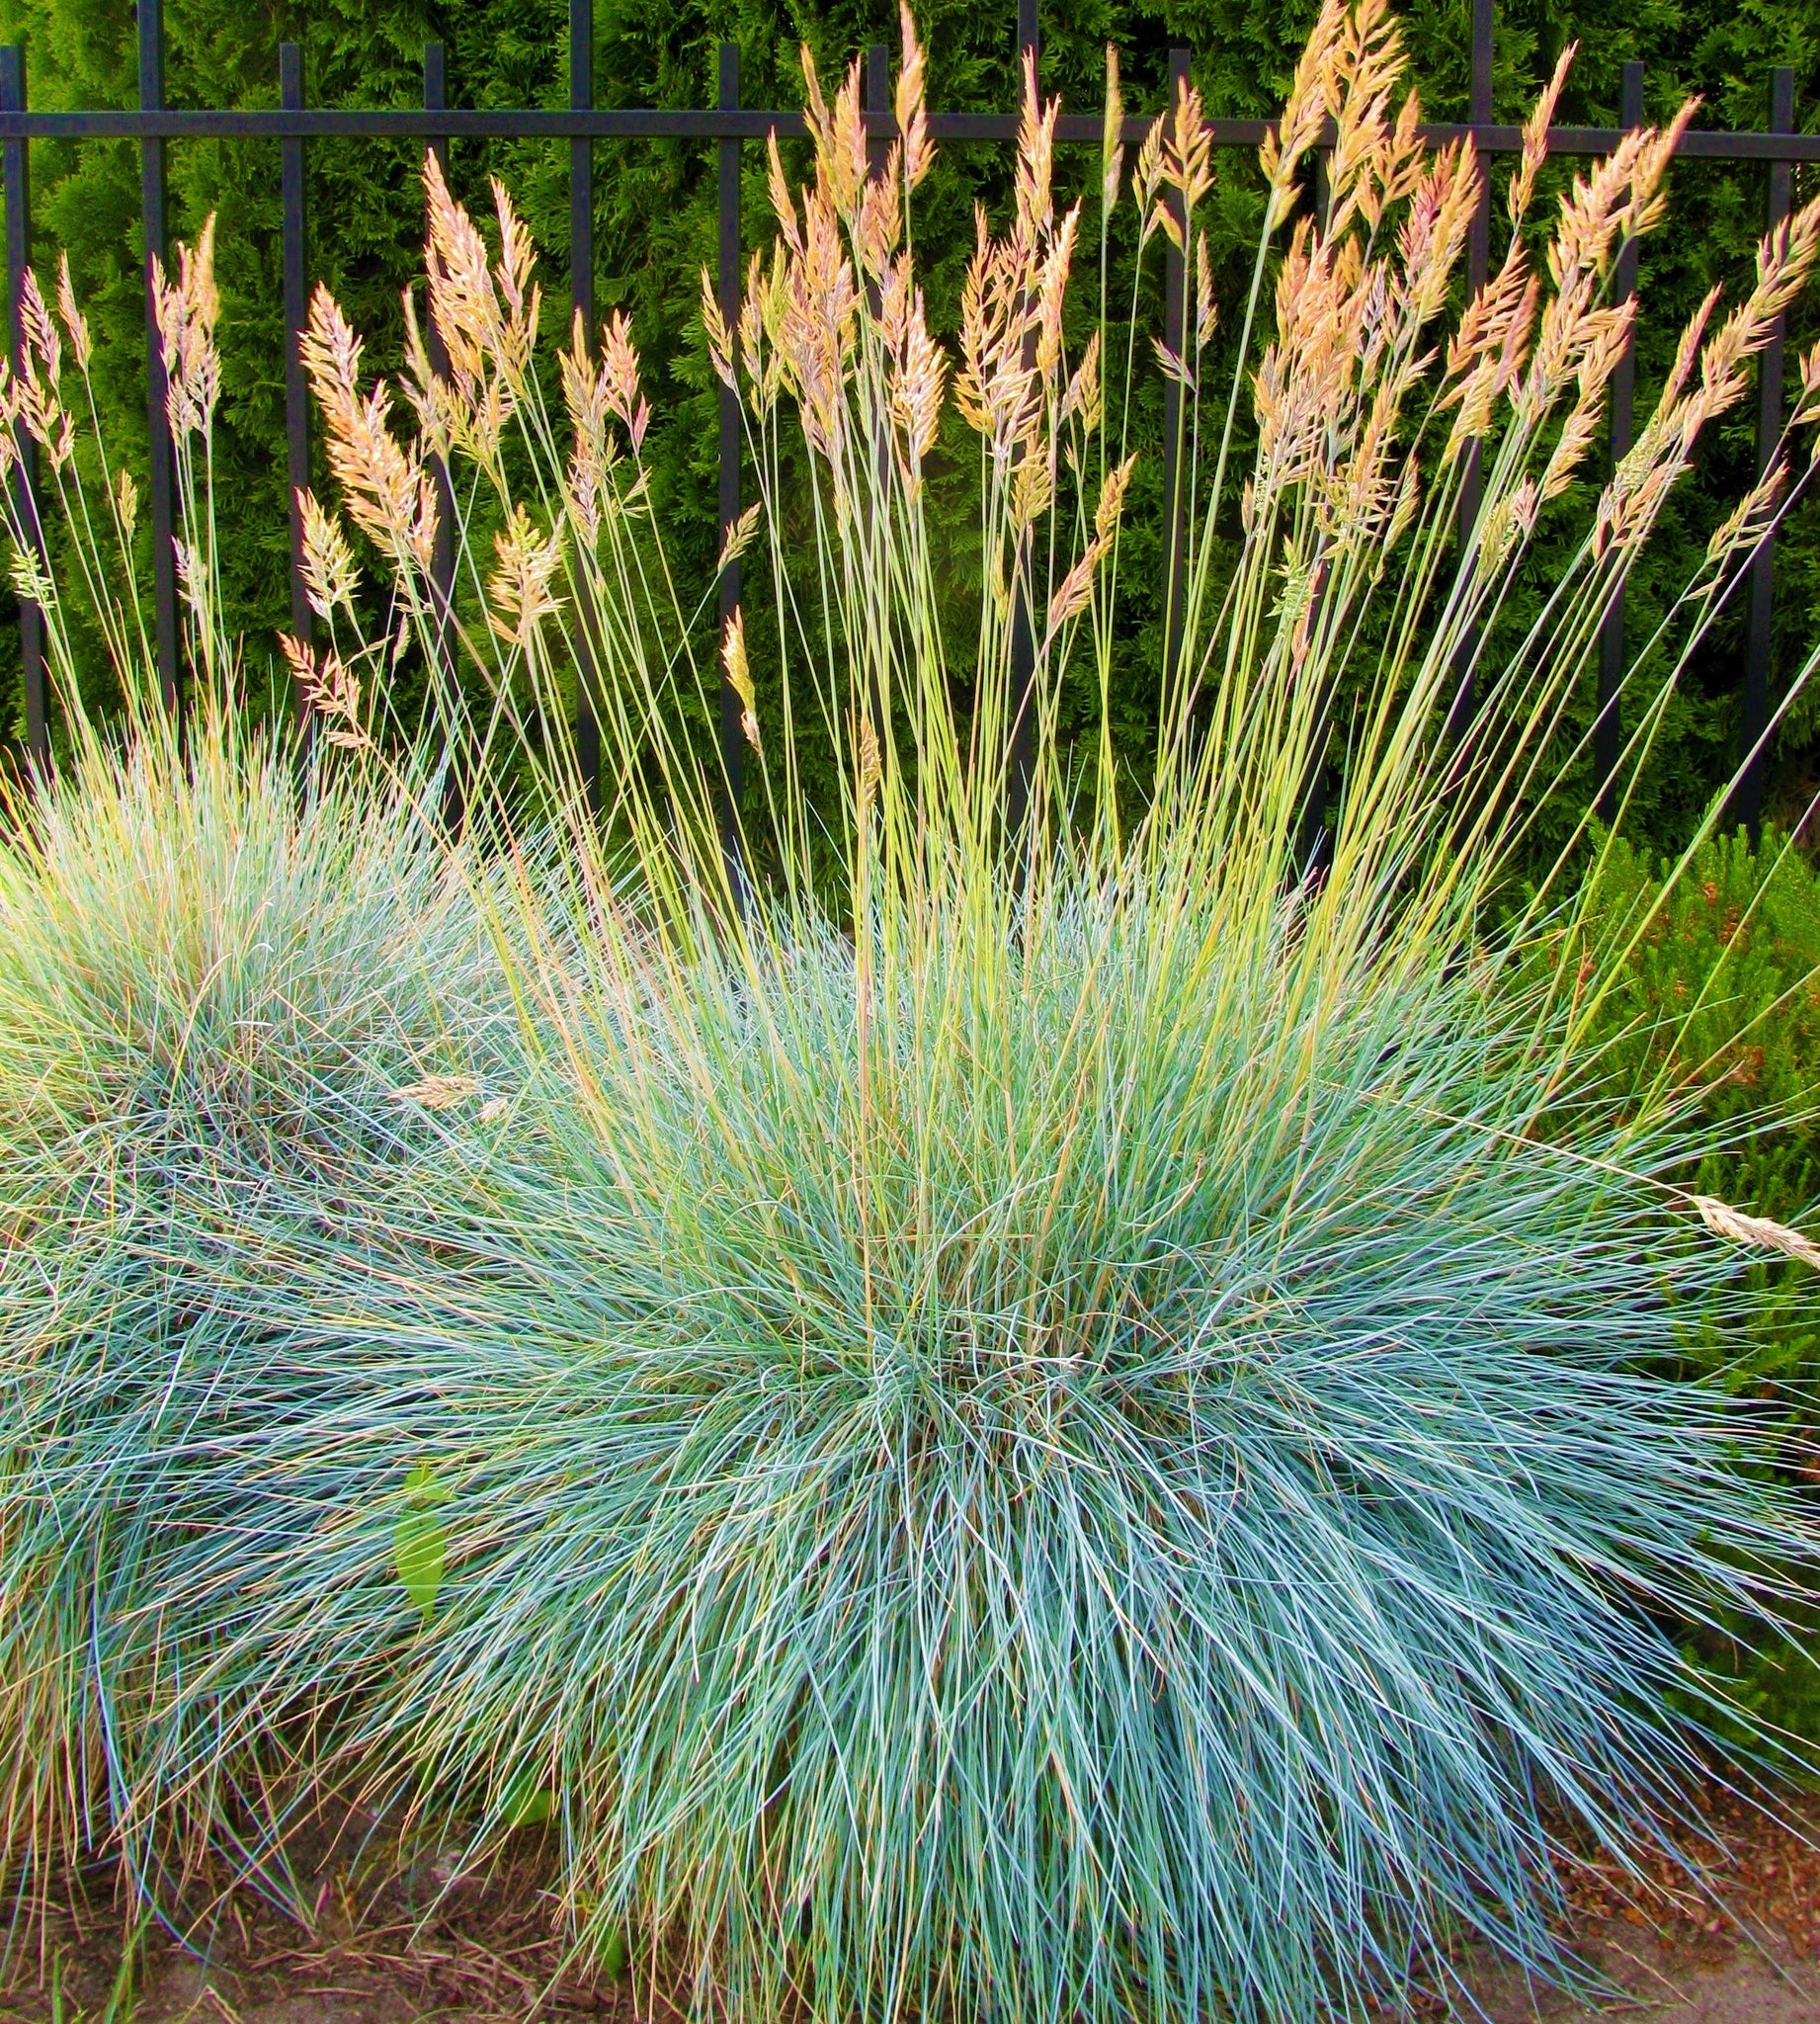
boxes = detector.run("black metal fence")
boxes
[0,0,1813,819]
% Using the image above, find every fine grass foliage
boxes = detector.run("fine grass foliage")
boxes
[205,868,1813,2024]
[1565,828,1820,1744]
[2,0,1820,2018]
[1577,826,1820,1268]
[178,2,1820,2020]
[0,705,515,1903]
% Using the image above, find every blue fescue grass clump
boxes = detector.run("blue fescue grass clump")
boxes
[154,858,1808,2024]
[0,709,514,1898]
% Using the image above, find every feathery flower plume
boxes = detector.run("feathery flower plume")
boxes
[1045,546,1102,632]
[1322,0,1403,235]
[8,542,53,607]
[735,248,786,417]
[1015,50,1057,240]
[896,2,932,191]
[767,131,803,255]
[151,215,222,440]
[858,150,905,279]
[887,276,948,469]
[1133,119,1166,242]
[799,43,867,224]
[300,283,440,571]
[11,287,73,469]
[1695,1195,1820,1271]
[488,503,565,649]
[1195,230,1216,349]
[1510,43,1574,227]
[717,501,763,574]
[15,312,64,467]
[1102,45,1125,217]
[280,632,367,748]
[599,310,650,452]
[490,174,542,382]
[857,713,882,811]
[1604,191,1820,540]
[1261,0,1348,226]
[1704,463,1787,566]
[422,150,500,389]
[1151,337,1194,389]
[1094,451,1138,544]
[296,487,362,619]
[702,271,736,388]
[1403,140,1481,324]
[1042,452,1140,641]
[1034,205,1081,381]
[53,253,90,375]
[389,1074,483,1112]
[722,606,760,751]
[1060,329,1103,430]
[1796,337,1820,425]
[398,287,459,464]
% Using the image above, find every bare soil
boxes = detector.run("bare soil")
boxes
[1463,1783,1820,2022]
[3,1788,1818,2024]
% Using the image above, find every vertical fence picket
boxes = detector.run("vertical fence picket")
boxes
[139,0,179,718]
[0,43,44,766]
[865,42,890,182]
[1298,146,1334,876]
[570,0,601,805]
[1160,47,1191,701]
[1595,59,1644,823]
[1737,66,1795,836]
[1006,0,1041,834]
[421,41,460,823]
[280,41,312,733]
[1447,0,1495,743]
[717,40,743,861]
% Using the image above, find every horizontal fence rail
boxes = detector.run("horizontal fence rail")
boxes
[0,110,1813,157]
[0,0,1808,830]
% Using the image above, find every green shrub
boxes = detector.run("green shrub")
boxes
[1576,828,1820,1389]
[1569,829,1820,1742]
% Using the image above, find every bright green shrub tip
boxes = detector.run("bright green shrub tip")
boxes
[179,868,1813,2024]
[1576,827,1820,1399]
[1570,829,1820,1744]
[0,712,508,1894]
[1578,828,1820,1241]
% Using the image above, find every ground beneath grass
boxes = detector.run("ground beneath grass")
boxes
[4,1786,1819,2024]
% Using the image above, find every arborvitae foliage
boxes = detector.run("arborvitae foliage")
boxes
[0,0,1814,843]
[1574,829,1820,1417]
[1568,826,1819,1381]
[1573,828,1820,1736]
[1581,828,1820,1248]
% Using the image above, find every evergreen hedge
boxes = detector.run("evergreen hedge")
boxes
[0,0,1815,849]
[1572,827,1820,1733]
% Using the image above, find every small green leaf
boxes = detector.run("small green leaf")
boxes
[393,1508,446,1620]
[393,1464,452,1621]
[403,1461,452,1506]
[601,1929,628,1980]
[502,1768,554,1826]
